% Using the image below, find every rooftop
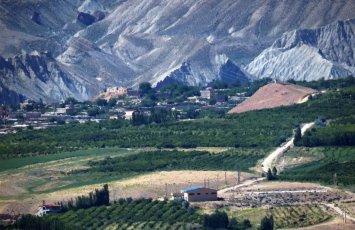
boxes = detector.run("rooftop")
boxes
[39,203,61,208]
[181,186,204,193]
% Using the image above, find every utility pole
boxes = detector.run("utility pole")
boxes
[237,171,241,184]
[334,173,337,186]
[344,211,347,223]
[207,178,210,188]
[217,175,219,190]
[224,172,227,185]
[165,183,168,198]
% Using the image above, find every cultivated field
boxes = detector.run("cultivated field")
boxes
[0,146,256,215]
[47,199,202,230]
[279,147,355,190]
[202,204,332,229]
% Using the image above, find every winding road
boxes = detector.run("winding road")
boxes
[261,122,314,173]
[219,122,315,194]
[218,121,355,224]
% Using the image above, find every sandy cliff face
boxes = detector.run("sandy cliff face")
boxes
[0,0,354,103]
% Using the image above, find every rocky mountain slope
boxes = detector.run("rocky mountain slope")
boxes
[0,51,91,103]
[0,0,355,103]
[246,19,355,81]
[228,82,317,114]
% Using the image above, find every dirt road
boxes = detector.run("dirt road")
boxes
[261,122,314,172]
[323,203,355,223]
[219,122,315,195]
[218,177,265,195]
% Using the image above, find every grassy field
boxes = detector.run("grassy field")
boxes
[224,205,331,229]
[280,147,355,190]
[0,147,137,172]
[0,148,140,200]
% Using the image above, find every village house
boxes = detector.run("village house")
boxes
[200,87,214,100]
[124,110,138,120]
[35,201,62,217]
[55,104,74,115]
[106,87,128,96]
[180,186,218,202]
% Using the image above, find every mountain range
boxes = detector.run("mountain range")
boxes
[0,0,355,104]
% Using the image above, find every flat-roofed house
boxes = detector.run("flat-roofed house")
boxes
[181,186,218,202]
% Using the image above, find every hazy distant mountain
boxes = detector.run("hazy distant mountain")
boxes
[246,19,355,81]
[0,0,355,103]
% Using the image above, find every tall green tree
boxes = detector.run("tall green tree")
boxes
[266,168,274,180]
[96,98,108,107]
[259,215,274,230]
[139,82,153,96]
[272,167,278,178]
[294,125,302,145]
[203,211,229,229]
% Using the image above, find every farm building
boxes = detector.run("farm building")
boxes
[181,186,218,202]
[170,192,184,201]
[35,201,62,216]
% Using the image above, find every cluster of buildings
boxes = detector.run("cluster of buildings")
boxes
[98,87,139,101]
[0,85,248,134]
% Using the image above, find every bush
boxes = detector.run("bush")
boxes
[203,211,229,229]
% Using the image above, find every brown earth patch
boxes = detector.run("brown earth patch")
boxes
[228,82,317,114]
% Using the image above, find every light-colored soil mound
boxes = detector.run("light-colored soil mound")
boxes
[228,82,317,114]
